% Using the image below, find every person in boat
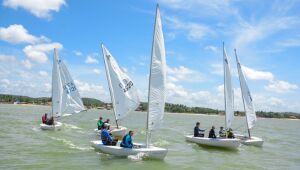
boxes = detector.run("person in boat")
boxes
[208,126,216,138]
[97,117,104,130]
[120,130,134,148]
[227,128,235,138]
[219,126,226,138]
[194,122,205,137]
[102,118,110,129]
[101,123,117,146]
[46,116,54,125]
[42,113,47,124]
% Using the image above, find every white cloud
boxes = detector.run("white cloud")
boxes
[167,65,204,83]
[39,70,48,77]
[21,59,32,69]
[278,37,300,47]
[92,69,101,75]
[85,56,99,64]
[265,80,298,93]
[3,0,66,19]
[74,80,106,99]
[0,54,16,63]
[73,50,82,56]
[0,24,46,44]
[241,65,274,81]
[23,42,63,63]
[165,16,211,41]
[205,45,218,52]
[211,63,223,75]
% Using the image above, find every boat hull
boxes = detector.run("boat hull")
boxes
[185,135,240,149]
[235,134,264,147]
[40,121,62,130]
[91,140,167,160]
[94,126,127,139]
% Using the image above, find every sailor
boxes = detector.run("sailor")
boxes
[208,126,216,138]
[120,130,134,148]
[227,128,235,138]
[42,113,47,124]
[219,126,226,138]
[101,123,117,146]
[46,116,54,125]
[102,118,110,129]
[97,117,104,130]
[194,122,205,137]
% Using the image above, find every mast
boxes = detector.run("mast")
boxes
[234,49,251,138]
[52,48,58,119]
[223,42,227,132]
[101,44,119,128]
[146,4,159,148]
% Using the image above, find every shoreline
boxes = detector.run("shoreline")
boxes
[1,103,299,120]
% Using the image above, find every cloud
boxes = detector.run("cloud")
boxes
[23,42,63,63]
[167,65,204,83]
[205,45,218,52]
[0,24,47,44]
[241,65,274,81]
[92,69,101,75]
[233,16,299,48]
[85,56,99,64]
[21,59,32,69]
[73,50,82,56]
[277,37,300,47]
[165,16,211,41]
[74,80,106,99]
[265,80,298,93]
[211,64,223,75]
[39,70,48,77]
[3,0,66,19]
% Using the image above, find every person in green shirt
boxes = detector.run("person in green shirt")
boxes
[97,117,104,130]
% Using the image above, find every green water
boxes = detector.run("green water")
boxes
[0,104,299,170]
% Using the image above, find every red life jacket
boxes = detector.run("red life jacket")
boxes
[42,115,47,123]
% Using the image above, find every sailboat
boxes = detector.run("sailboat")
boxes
[94,44,140,138]
[234,49,264,146]
[40,48,85,130]
[91,5,168,160]
[185,43,241,149]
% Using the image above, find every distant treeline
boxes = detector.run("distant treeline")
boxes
[1,94,299,119]
[0,94,105,108]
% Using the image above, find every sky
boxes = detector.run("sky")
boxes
[0,0,300,113]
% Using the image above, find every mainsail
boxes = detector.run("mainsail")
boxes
[101,45,140,121]
[147,6,167,134]
[223,43,234,129]
[235,49,256,129]
[52,49,85,117]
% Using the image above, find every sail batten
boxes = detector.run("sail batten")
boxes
[101,45,140,121]
[147,6,166,133]
[223,44,234,129]
[235,50,256,129]
[52,49,85,117]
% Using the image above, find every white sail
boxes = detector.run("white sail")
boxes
[52,49,85,117]
[52,49,62,117]
[101,45,140,120]
[147,6,166,132]
[235,50,256,129]
[223,44,234,129]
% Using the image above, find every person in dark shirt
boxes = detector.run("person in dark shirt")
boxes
[227,128,235,138]
[208,126,216,138]
[42,113,47,124]
[194,122,205,137]
[101,123,117,146]
[120,130,134,148]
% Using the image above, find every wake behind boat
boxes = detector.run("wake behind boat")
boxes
[91,5,168,160]
[40,49,85,130]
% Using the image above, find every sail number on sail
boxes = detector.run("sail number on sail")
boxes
[63,82,77,94]
[119,79,133,93]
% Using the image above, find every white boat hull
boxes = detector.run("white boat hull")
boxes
[235,134,264,147]
[40,121,62,130]
[185,135,240,149]
[91,140,167,160]
[94,126,127,139]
